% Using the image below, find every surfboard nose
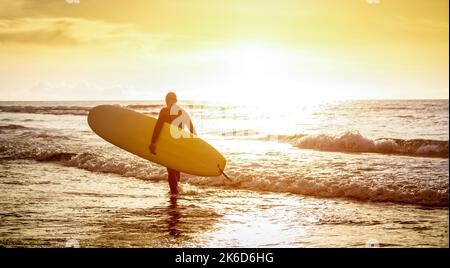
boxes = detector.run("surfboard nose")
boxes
[87,105,116,132]
[87,105,106,129]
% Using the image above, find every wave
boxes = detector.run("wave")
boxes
[0,145,166,181]
[0,125,71,141]
[0,105,91,116]
[0,127,448,206]
[0,104,158,116]
[0,104,205,116]
[125,104,162,109]
[189,172,449,207]
[1,141,448,206]
[271,132,448,158]
[0,124,29,130]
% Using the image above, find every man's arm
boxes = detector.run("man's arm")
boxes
[149,108,166,154]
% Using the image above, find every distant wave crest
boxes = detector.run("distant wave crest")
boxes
[125,104,162,109]
[0,105,91,116]
[0,124,29,130]
[271,131,448,158]
[0,104,162,116]
[0,104,213,116]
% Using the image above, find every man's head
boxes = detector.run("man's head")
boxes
[165,92,177,106]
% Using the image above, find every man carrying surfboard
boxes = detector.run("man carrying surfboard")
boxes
[149,92,196,194]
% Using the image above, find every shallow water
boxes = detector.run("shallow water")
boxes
[0,100,448,247]
[1,160,447,247]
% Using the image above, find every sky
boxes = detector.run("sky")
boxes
[0,0,448,103]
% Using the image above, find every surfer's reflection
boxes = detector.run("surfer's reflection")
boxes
[167,194,182,237]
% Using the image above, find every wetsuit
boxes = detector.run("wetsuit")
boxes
[151,105,195,194]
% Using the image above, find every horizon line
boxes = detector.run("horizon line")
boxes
[0,98,449,103]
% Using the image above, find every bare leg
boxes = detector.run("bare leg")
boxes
[167,168,179,194]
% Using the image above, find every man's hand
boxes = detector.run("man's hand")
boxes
[149,143,157,155]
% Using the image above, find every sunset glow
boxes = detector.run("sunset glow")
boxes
[0,0,448,102]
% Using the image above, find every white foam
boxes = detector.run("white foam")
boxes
[1,129,448,206]
[277,131,448,158]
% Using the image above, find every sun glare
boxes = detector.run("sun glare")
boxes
[215,43,329,107]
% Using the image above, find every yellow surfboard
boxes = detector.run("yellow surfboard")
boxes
[87,105,226,177]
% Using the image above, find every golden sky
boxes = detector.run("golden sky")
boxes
[0,0,448,102]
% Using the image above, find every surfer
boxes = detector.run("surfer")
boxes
[149,92,196,194]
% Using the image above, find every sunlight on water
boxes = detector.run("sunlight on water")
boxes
[0,100,448,247]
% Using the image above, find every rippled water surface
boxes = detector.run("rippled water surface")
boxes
[0,100,448,247]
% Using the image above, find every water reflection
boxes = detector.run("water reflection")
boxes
[167,194,181,237]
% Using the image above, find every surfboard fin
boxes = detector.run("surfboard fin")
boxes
[217,164,232,182]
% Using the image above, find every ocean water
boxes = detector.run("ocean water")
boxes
[0,100,448,247]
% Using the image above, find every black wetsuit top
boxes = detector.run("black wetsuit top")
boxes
[151,105,195,144]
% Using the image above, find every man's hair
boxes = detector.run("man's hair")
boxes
[166,92,177,103]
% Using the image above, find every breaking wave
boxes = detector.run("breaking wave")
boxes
[0,123,448,206]
[0,145,166,181]
[0,136,448,206]
[272,132,448,158]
